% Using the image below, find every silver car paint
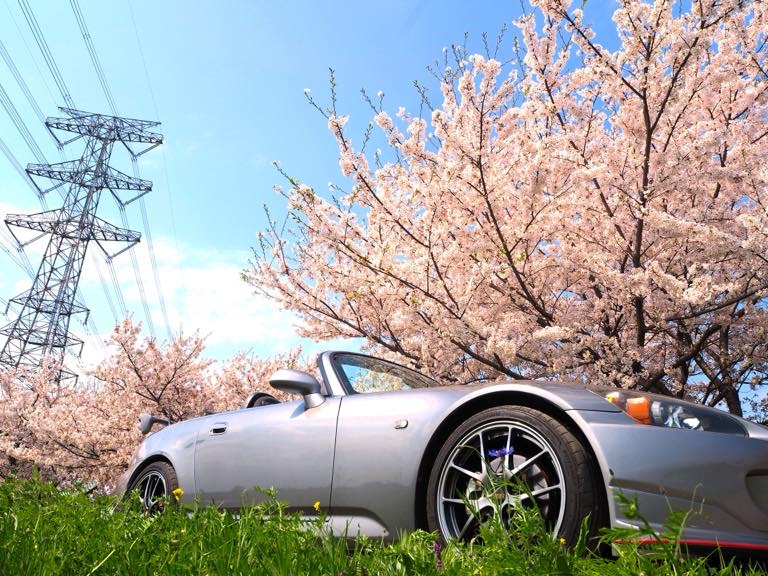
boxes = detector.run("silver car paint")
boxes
[119,416,200,497]
[568,409,768,543]
[194,397,340,509]
[119,351,768,548]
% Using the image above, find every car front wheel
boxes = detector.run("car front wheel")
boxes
[426,405,602,545]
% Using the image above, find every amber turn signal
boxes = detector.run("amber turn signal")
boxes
[625,396,651,424]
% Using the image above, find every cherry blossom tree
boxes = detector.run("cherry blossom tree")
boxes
[0,319,304,487]
[248,0,768,419]
[0,362,68,482]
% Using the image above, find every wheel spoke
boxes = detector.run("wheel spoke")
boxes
[137,472,166,508]
[477,432,487,475]
[145,478,154,504]
[504,425,513,470]
[517,483,562,502]
[508,449,547,478]
[153,475,162,498]
[457,514,476,539]
[449,462,483,481]
[531,483,561,498]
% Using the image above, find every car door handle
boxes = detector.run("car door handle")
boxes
[209,422,228,435]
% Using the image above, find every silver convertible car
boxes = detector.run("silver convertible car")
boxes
[119,351,768,555]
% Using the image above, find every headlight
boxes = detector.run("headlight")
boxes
[594,389,746,436]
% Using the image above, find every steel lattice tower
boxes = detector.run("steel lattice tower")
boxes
[0,108,162,380]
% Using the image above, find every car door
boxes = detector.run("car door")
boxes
[194,396,341,510]
[325,353,442,537]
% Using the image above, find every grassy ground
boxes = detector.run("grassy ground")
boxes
[0,478,764,575]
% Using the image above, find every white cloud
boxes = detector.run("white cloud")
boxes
[76,235,360,365]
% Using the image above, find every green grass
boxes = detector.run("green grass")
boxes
[0,478,764,575]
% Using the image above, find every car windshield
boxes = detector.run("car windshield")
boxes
[333,353,436,393]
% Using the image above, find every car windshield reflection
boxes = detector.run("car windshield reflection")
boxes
[333,353,435,393]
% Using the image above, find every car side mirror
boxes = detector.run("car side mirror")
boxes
[269,369,325,409]
[139,413,170,435]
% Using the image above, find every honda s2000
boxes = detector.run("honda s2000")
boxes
[119,351,768,556]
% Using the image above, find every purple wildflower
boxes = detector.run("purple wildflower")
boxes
[434,540,443,570]
[488,446,514,458]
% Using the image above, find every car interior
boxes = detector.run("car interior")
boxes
[242,391,281,409]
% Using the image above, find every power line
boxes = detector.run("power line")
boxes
[117,203,155,337]
[17,0,75,108]
[0,226,35,276]
[0,236,34,279]
[75,299,106,356]
[139,196,172,340]
[0,134,48,205]
[129,154,170,340]
[126,0,159,121]
[71,0,171,340]
[0,9,64,159]
[0,80,47,163]
[105,256,128,319]
[128,0,178,340]
[0,38,46,124]
[68,0,117,116]
[48,0,131,335]
[24,0,132,336]
[90,252,119,324]
[2,0,58,108]
[57,0,131,335]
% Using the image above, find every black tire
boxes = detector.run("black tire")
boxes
[426,405,603,545]
[128,461,179,513]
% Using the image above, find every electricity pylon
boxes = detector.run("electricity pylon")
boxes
[0,108,162,380]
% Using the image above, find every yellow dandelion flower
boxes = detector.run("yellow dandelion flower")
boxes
[559,537,566,545]
[172,487,184,503]
[313,500,321,512]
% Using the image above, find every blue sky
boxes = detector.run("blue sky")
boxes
[0,1,616,367]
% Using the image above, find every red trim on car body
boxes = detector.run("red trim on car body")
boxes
[628,537,768,552]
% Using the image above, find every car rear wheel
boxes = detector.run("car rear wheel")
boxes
[426,405,602,545]
[128,461,179,512]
